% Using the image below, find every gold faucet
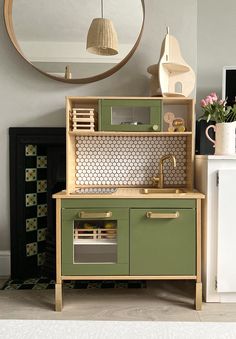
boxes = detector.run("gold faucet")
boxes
[153,155,177,188]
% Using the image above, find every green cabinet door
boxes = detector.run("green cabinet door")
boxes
[99,99,162,132]
[130,208,196,276]
[62,207,129,276]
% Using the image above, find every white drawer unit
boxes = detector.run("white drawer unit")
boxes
[195,155,236,302]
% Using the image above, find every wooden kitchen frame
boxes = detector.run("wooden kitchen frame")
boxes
[54,96,204,311]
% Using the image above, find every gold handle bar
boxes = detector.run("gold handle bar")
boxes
[146,211,179,219]
[79,211,112,219]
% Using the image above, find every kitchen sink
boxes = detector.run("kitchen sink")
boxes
[140,188,186,194]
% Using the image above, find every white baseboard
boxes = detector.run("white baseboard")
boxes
[0,251,11,276]
[219,293,236,302]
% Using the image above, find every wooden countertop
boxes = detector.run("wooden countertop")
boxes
[53,188,205,199]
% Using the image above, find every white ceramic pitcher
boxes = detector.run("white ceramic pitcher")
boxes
[205,122,236,155]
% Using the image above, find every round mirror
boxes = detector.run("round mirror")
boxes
[4,0,145,83]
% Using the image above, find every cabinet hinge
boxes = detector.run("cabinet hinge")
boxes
[216,172,219,186]
[215,277,217,290]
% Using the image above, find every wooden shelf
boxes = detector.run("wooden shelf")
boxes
[162,63,190,73]
[69,131,192,136]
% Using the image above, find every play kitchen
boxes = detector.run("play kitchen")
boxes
[53,96,204,311]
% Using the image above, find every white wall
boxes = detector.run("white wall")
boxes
[0,0,197,255]
[197,0,236,115]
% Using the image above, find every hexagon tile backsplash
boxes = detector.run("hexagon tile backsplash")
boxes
[75,136,187,187]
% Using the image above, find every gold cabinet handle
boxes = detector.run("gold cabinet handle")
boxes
[79,211,112,219]
[146,211,180,219]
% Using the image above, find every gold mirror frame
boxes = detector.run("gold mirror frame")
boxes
[4,0,145,84]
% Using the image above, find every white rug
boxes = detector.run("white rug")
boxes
[1,320,236,339]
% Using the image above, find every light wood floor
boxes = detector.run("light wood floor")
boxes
[1,278,236,322]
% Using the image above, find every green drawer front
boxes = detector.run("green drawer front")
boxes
[130,208,196,276]
[62,208,129,276]
[99,99,162,132]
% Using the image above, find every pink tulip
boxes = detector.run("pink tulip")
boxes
[211,96,218,102]
[200,99,207,107]
[206,96,213,105]
[210,92,217,99]
[210,93,218,102]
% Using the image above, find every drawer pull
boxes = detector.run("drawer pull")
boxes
[146,211,180,219]
[79,211,112,219]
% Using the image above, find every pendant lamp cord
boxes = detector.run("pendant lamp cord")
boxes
[101,0,104,18]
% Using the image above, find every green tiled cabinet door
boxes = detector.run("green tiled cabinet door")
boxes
[62,207,129,276]
[99,99,162,132]
[130,208,196,276]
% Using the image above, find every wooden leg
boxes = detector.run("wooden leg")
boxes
[55,283,62,312]
[195,282,202,311]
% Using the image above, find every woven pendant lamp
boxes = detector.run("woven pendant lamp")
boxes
[86,0,118,56]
